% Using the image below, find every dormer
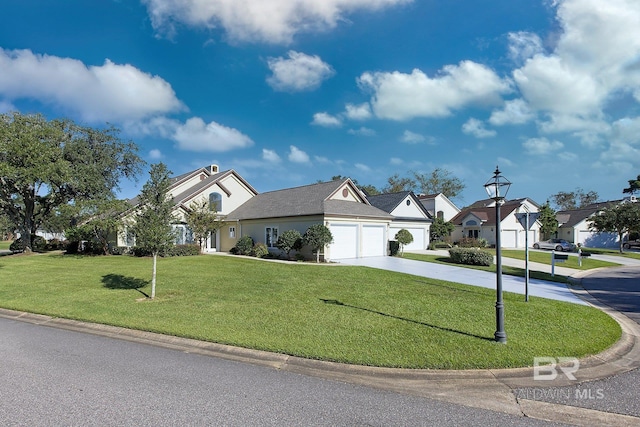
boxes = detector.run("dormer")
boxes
[210,164,219,174]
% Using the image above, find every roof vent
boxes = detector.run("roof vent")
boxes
[210,164,219,173]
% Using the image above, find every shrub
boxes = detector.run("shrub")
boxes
[45,238,65,251]
[276,229,303,259]
[449,247,493,266]
[234,235,254,255]
[167,244,200,257]
[10,236,47,253]
[109,246,128,255]
[457,237,488,248]
[251,242,269,258]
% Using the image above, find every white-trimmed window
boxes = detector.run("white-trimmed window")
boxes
[265,227,278,248]
[209,192,222,212]
[229,226,236,238]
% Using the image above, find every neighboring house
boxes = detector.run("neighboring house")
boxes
[450,198,540,248]
[366,191,432,251]
[417,193,461,222]
[226,179,393,260]
[556,198,637,248]
[121,165,258,251]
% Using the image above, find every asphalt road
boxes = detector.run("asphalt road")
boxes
[514,266,640,418]
[0,318,568,427]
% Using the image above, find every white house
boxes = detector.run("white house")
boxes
[450,198,540,249]
[417,193,461,222]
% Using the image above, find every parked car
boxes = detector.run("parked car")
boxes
[532,239,576,252]
[623,239,640,250]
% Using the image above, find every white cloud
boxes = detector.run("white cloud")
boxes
[0,99,15,113]
[489,99,535,126]
[0,48,184,123]
[507,31,544,65]
[348,127,376,136]
[149,149,163,159]
[262,148,282,163]
[142,0,412,44]
[288,145,310,163]
[512,0,640,121]
[497,157,515,167]
[462,118,496,138]
[314,155,331,164]
[311,112,342,127]
[355,163,371,172]
[358,61,512,120]
[266,51,334,92]
[344,102,372,120]
[389,157,403,165]
[173,117,254,152]
[400,130,425,144]
[522,137,564,155]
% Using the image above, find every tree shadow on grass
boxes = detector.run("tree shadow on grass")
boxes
[320,298,493,342]
[102,274,150,298]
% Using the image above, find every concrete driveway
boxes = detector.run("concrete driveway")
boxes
[339,256,586,305]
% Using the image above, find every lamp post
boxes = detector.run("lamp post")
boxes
[484,166,511,344]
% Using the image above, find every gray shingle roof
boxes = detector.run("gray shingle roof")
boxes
[227,179,392,221]
[367,191,411,213]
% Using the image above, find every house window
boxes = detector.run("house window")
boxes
[209,192,222,212]
[437,211,444,220]
[468,230,479,239]
[265,227,278,248]
[229,226,236,238]
[406,199,411,206]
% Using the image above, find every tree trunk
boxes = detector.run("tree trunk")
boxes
[151,252,157,299]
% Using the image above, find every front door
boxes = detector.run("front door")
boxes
[209,231,218,252]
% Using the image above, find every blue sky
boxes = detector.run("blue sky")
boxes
[1,0,639,208]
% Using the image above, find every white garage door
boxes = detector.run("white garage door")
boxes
[329,224,358,259]
[362,225,386,257]
[390,227,425,251]
[500,230,517,248]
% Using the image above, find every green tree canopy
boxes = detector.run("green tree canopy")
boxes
[430,218,455,242]
[303,224,333,263]
[382,173,416,193]
[67,198,130,255]
[413,168,465,199]
[131,163,176,298]
[0,112,142,252]
[550,188,599,211]
[623,174,640,195]
[538,202,558,239]
[589,202,640,253]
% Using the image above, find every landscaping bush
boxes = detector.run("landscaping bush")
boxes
[428,241,452,250]
[233,235,254,255]
[251,242,269,258]
[449,247,493,266]
[45,238,66,251]
[456,237,488,248]
[10,236,47,253]
[109,246,128,255]
[167,244,200,257]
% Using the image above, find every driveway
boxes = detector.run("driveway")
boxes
[339,256,586,305]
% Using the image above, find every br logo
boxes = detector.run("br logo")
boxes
[533,357,580,380]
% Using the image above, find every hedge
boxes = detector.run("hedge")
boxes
[448,247,493,266]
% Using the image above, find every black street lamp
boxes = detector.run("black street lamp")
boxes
[484,166,511,344]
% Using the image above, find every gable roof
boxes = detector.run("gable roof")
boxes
[451,198,534,226]
[128,166,258,208]
[226,179,393,221]
[557,200,621,227]
[367,191,432,219]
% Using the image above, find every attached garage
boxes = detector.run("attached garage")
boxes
[390,227,426,251]
[329,224,358,260]
[501,230,517,248]
[362,225,386,257]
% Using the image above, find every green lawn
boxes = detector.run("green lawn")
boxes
[581,247,640,260]
[498,249,620,270]
[0,241,10,251]
[0,252,620,369]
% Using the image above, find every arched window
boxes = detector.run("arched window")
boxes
[209,192,222,212]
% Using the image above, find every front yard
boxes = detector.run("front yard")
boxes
[0,252,620,369]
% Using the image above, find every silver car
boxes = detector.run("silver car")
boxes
[533,239,576,252]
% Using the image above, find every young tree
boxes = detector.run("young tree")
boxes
[131,163,177,299]
[0,112,142,252]
[537,202,558,240]
[589,202,640,253]
[413,168,465,199]
[276,229,303,259]
[550,188,599,211]
[394,229,413,256]
[430,218,455,243]
[185,200,224,252]
[303,224,333,263]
